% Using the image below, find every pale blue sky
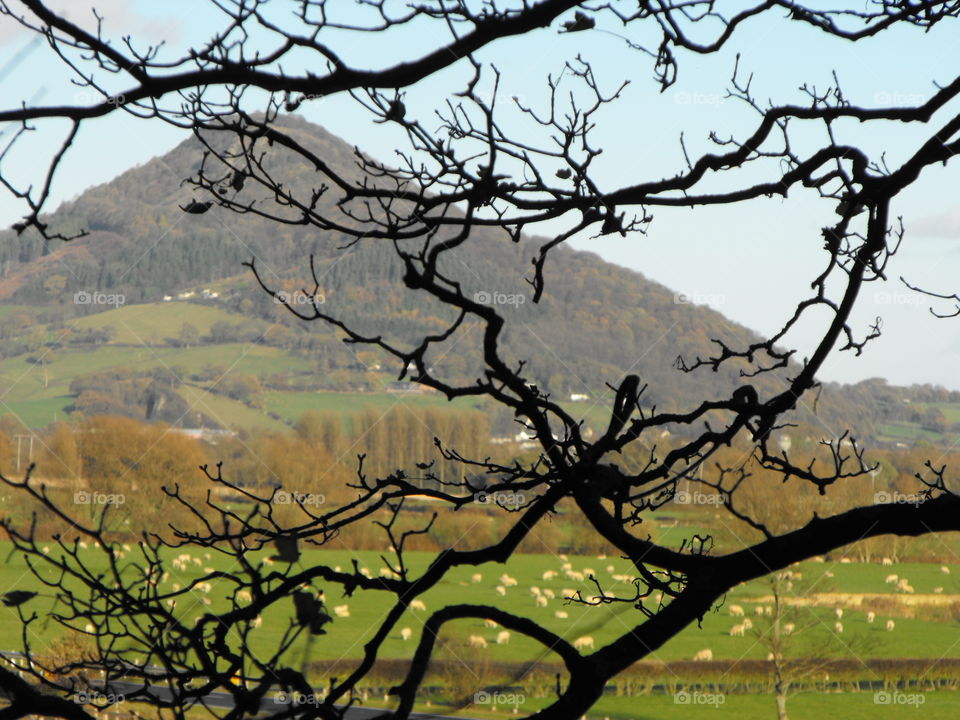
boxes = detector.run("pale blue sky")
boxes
[1,1,958,388]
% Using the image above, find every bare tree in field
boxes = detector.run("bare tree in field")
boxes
[2,2,960,719]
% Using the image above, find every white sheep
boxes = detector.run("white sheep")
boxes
[543,589,555,599]
[764,606,773,616]
[729,604,745,617]
[400,627,412,641]
[471,573,483,583]
[886,619,895,631]
[554,610,568,619]
[693,648,713,661]
[237,590,252,603]
[530,586,541,596]
[251,615,262,628]
[754,606,764,616]
[885,574,899,584]
[742,618,753,629]
[499,574,518,587]
[582,568,596,578]
[730,624,746,637]
[573,636,594,650]
[942,565,951,575]
[840,558,851,564]
[934,587,944,593]
[561,588,576,598]
[565,570,585,582]
[410,599,427,611]
[468,635,488,649]
[783,623,795,634]
[542,570,557,581]
[484,619,498,628]
[835,608,843,619]
[535,595,548,608]
[881,557,893,566]
[495,586,507,596]
[834,621,843,633]
[497,630,511,645]
[334,604,350,618]
[866,612,875,623]
[606,565,615,573]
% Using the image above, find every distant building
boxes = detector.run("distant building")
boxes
[569,393,590,402]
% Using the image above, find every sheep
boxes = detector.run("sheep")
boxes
[824,571,834,578]
[410,599,427,611]
[764,606,773,616]
[767,652,775,661]
[597,554,607,560]
[84,623,95,633]
[334,604,350,618]
[192,557,202,566]
[730,624,746,637]
[835,608,843,620]
[565,570,585,582]
[535,595,548,608]
[582,568,596,578]
[204,567,215,573]
[606,565,615,573]
[542,570,557,581]
[561,562,572,572]
[561,588,576,598]
[484,619,498,628]
[941,565,951,575]
[200,597,211,606]
[935,587,944,593]
[755,606,765,616]
[840,558,851,564]
[530,586,542,596]
[572,636,594,650]
[495,586,507,597]
[812,556,825,563]
[742,618,753,630]
[554,610,568,619]
[885,574,899,584]
[543,589,555,599]
[468,635,488,649]
[783,623,795,634]
[866,612,875,623]
[881,557,893,566]
[886,619,895,631]
[359,568,372,578]
[693,648,713,661]
[400,627,412,641]
[729,604,745,617]
[251,615,262,628]
[497,630,511,645]
[237,590,252,603]
[471,573,483,583]
[559,554,569,562]
[500,574,519,587]
[612,574,632,583]
[834,622,843,634]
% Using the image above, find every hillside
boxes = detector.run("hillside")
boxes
[1,115,958,443]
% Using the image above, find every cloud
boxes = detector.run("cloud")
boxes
[0,1,182,45]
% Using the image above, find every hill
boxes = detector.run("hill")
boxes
[1,115,958,444]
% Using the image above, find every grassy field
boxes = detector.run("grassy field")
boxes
[71,302,268,345]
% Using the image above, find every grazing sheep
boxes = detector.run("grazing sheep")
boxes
[755,606,765,616]
[582,568,596,578]
[881,557,893,566]
[471,573,483,583]
[497,630,511,645]
[573,636,594,650]
[468,635,488,649]
[612,574,631,582]
[484,619,498,628]
[565,570,585,582]
[767,652,775,661]
[934,587,944,593]
[410,599,427,611]
[693,648,713,661]
[812,556,825,563]
[500,574,519,587]
[824,571,834,578]
[193,557,202,566]
[742,618,753,630]
[400,627,412,641]
[885,574,899,584]
[535,595,548,607]
[252,615,262,628]
[942,566,952,575]
[561,563,572,572]
[359,568,372,578]
[597,554,607,560]
[886,619,895,631]
[559,554,569,562]
[543,589,555,599]
[542,570,557,581]
[237,590,252,603]
[840,558,851,564]
[204,567,215,573]
[496,586,507,596]
[606,565,615,573]
[764,606,773,616]
[729,605,745,617]
[783,623,795,634]
[835,608,843,619]
[834,622,843,633]
[561,589,576,598]
[85,624,95,633]
[334,604,350,618]
[530,586,542,596]
[554,610,568,619]
[200,597,211,606]
[730,624,746,637]
[866,612,875,623]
